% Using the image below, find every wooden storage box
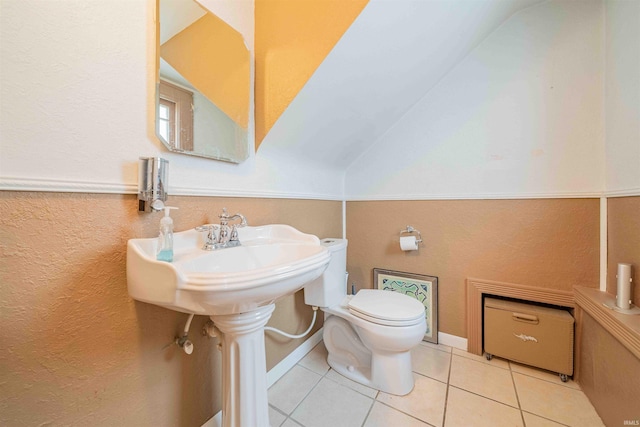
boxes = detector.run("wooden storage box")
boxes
[484,297,574,381]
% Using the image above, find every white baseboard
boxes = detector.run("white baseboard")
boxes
[201,329,324,427]
[437,331,468,351]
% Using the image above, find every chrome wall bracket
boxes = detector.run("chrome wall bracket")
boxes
[138,157,168,212]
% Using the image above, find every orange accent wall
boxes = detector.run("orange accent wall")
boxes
[161,13,249,128]
[255,0,369,147]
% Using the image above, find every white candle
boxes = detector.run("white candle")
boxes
[616,263,633,309]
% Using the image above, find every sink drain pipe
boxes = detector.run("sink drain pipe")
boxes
[264,306,319,339]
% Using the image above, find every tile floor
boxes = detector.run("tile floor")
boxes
[267,341,604,427]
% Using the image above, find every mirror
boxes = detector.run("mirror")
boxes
[157,0,251,163]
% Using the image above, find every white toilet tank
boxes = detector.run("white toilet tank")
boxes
[304,238,348,308]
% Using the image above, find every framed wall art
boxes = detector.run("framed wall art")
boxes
[373,269,438,344]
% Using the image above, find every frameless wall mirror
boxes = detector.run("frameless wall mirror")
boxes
[157,0,251,163]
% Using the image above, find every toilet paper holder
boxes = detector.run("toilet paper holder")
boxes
[400,226,423,244]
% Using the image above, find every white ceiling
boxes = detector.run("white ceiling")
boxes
[259,0,543,170]
[159,0,206,44]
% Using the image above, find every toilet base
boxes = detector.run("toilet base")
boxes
[323,315,415,396]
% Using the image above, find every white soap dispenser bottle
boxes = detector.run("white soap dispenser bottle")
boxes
[157,206,178,262]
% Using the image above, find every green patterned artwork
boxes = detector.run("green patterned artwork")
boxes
[374,269,438,343]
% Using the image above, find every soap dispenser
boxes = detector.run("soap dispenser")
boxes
[157,206,178,262]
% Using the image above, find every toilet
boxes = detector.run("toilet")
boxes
[304,238,427,396]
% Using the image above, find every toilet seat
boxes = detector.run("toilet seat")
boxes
[347,289,425,327]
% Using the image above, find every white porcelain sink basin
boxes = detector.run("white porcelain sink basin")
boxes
[127,224,330,315]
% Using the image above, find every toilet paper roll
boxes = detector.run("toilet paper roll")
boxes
[616,263,632,310]
[400,236,418,251]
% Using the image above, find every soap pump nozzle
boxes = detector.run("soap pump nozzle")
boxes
[161,206,178,222]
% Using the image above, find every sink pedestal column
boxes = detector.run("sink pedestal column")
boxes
[210,304,275,427]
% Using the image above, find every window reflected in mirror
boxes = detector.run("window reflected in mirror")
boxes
[158,80,194,152]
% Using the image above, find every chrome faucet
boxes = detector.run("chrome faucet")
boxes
[218,208,247,248]
[195,208,248,250]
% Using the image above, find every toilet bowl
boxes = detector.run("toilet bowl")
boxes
[304,239,427,396]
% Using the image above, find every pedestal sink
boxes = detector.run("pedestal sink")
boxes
[127,224,330,427]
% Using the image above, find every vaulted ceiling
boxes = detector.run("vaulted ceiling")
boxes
[258,0,543,170]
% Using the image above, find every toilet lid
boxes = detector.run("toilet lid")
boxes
[348,289,425,326]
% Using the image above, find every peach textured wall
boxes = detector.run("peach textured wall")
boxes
[607,196,640,304]
[577,195,640,424]
[346,199,600,338]
[577,312,640,425]
[0,191,341,426]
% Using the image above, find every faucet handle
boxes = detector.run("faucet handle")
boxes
[195,224,219,251]
[195,224,219,232]
[229,225,239,241]
[227,225,242,248]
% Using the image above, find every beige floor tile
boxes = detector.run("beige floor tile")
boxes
[377,373,447,427]
[509,361,580,390]
[522,412,567,427]
[513,373,605,426]
[291,377,374,427]
[453,348,510,369]
[449,355,519,407]
[411,344,451,383]
[268,365,322,414]
[324,368,378,398]
[445,386,524,427]
[269,339,603,427]
[364,402,430,427]
[269,406,287,427]
[298,342,330,376]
